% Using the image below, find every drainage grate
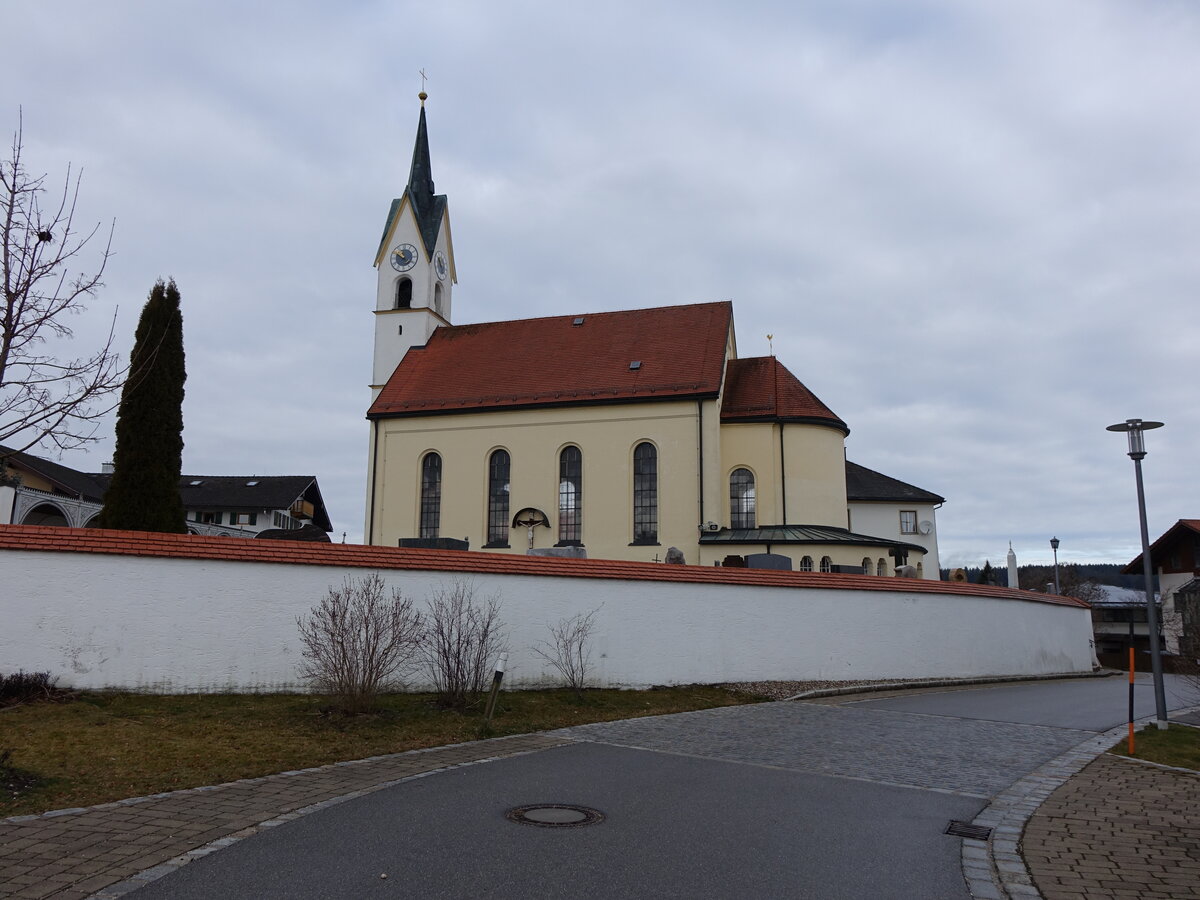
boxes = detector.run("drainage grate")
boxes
[945,820,993,841]
[506,804,605,828]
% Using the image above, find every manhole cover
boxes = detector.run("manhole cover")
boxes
[506,804,604,828]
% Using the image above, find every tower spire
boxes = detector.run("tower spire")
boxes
[407,93,435,209]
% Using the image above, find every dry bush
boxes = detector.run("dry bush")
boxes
[531,608,599,696]
[297,573,424,712]
[421,580,506,709]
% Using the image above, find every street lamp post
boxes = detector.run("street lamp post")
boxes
[1106,418,1169,729]
[1050,536,1061,594]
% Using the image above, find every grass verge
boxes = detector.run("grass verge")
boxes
[0,686,762,817]
[1108,723,1200,771]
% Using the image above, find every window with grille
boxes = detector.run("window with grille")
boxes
[395,278,412,309]
[820,556,832,573]
[420,452,442,538]
[877,558,887,576]
[632,442,658,543]
[862,556,872,574]
[900,510,918,534]
[799,556,813,572]
[558,446,582,544]
[729,468,755,529]
[487,449,510,545]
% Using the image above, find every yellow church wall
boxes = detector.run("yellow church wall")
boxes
[782,423,850,526]
[718,421,849,528]
[368,399,706,562]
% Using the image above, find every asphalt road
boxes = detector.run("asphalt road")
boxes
[126,675,1198,900]
[849,673,1198,731]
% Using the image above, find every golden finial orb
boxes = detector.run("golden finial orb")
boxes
[418,91,428,105]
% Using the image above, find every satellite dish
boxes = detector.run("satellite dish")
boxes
[919,520,933,535]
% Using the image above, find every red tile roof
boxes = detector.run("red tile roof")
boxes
[368,302,733,417]
[720,357,848,433]
[0,525,1089,608]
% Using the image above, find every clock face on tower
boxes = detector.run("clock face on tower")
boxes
[390,244,418,272]
[434,250,448,281]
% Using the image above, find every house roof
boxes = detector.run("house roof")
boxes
[0,445,107,502]
[1123,519,1200,574]
[845,461,944,504]
[368,301,734,418]
[720,357,848,434]
[91,474,333,532]
[0,524,1090,609]
[2,446,333,532]
[699,523,926,552]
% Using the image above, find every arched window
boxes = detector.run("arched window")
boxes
[729,468,755,529]
[632,442,658,543]
[420,452,441,538]
[486,450,510,546]
[395,277,413,309]
[433,282,443,315]
[916,561,924,578]
[558,446,582,544]
[862,556,873,575]
[877,558,887,576]
[820,556,833,573]
[799,555,813,571]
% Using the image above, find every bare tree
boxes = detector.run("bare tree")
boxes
[297,573,424,712]
[1,110,122,457]
[421,579,506,709]
[531,608,600,697]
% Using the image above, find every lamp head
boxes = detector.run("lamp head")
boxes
[1106,418,1164,460]
[1050,536,1059,552]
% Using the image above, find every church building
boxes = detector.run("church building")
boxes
[364,97,943,576]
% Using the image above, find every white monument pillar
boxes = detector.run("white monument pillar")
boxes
[1007,542,1019,590]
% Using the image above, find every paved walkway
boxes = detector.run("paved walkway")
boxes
[1,686,1196,899]
[0,734,568,900]
[1023,753,1200,899]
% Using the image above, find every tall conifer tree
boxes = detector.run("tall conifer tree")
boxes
[99,279,186,532]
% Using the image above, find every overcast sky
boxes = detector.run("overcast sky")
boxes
[6,0,1197,568]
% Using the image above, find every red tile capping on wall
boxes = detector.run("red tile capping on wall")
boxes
[0,525,1090,609]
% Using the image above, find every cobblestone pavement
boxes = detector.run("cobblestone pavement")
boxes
[0,733,568,900]
[1022,753,1200,899]
[554,701,1095,797]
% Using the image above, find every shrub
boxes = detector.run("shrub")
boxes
[297,573,424,713]
[421,580,506,709]
[531,608,600,697]
[0,671,58,708]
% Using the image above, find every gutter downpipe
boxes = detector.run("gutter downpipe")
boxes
[779,422,787,525]
[697,399,705,527]
[367,419,380,545]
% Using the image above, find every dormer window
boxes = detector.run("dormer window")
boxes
[395,278,413,309]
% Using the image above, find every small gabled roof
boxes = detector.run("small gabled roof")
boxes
[369,301,734,418]
[845,461,944,504]
[720,357,848,434]
[1123,519,1200,574]
[0,445,106,502]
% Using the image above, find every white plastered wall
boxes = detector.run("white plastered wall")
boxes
[1,547,1096,692]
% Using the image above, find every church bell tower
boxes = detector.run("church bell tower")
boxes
[370,92,457,397]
